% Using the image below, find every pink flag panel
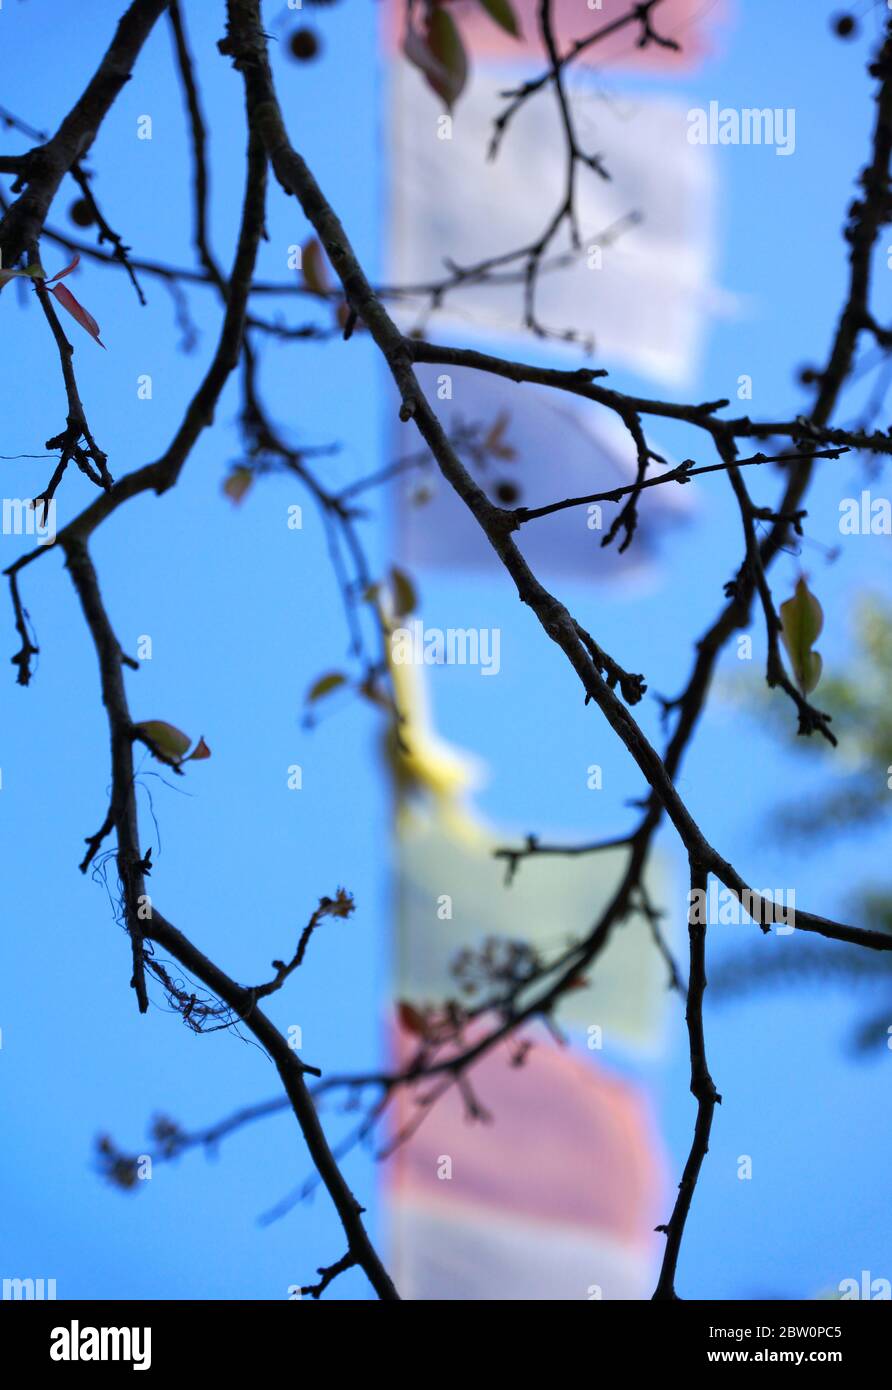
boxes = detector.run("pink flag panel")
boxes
[385,0,722,70]
[390,1027,665,1298]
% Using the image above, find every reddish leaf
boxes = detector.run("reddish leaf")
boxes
[484,410,517,460]
[185,736,212,762]
[397,1001,428,1037]
[43,254,81,286]
[301,237,330,296]
[49,282,105,348]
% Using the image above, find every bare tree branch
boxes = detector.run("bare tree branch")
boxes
[653,859,720,1300]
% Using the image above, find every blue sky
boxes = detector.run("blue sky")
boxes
[1,0,891,1301]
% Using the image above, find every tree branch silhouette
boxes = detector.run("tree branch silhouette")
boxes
[5,0,892,1302]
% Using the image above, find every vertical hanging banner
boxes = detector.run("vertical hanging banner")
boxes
[390,1027,665,1300]
[380,0,723,1299]
[386,0,721,383]
[385,0,722,581]
[384,648,672,1300]
[423,0,715,65]
[393,362,693,580]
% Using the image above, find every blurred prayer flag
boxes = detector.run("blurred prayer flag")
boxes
[392,362,692,580]
[386,66,718,384]
[390,1028,665,1299]
[384,653,673,1297]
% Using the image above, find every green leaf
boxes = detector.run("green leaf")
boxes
[0,263,45,293]
[404,5,468,110]
[222,466,254,505]
[478,0,521,38]
[390,565,417,618]
[780,577,824,695]
[427,6,467,109]
[134,720,192,763]
[306,671,347,703]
